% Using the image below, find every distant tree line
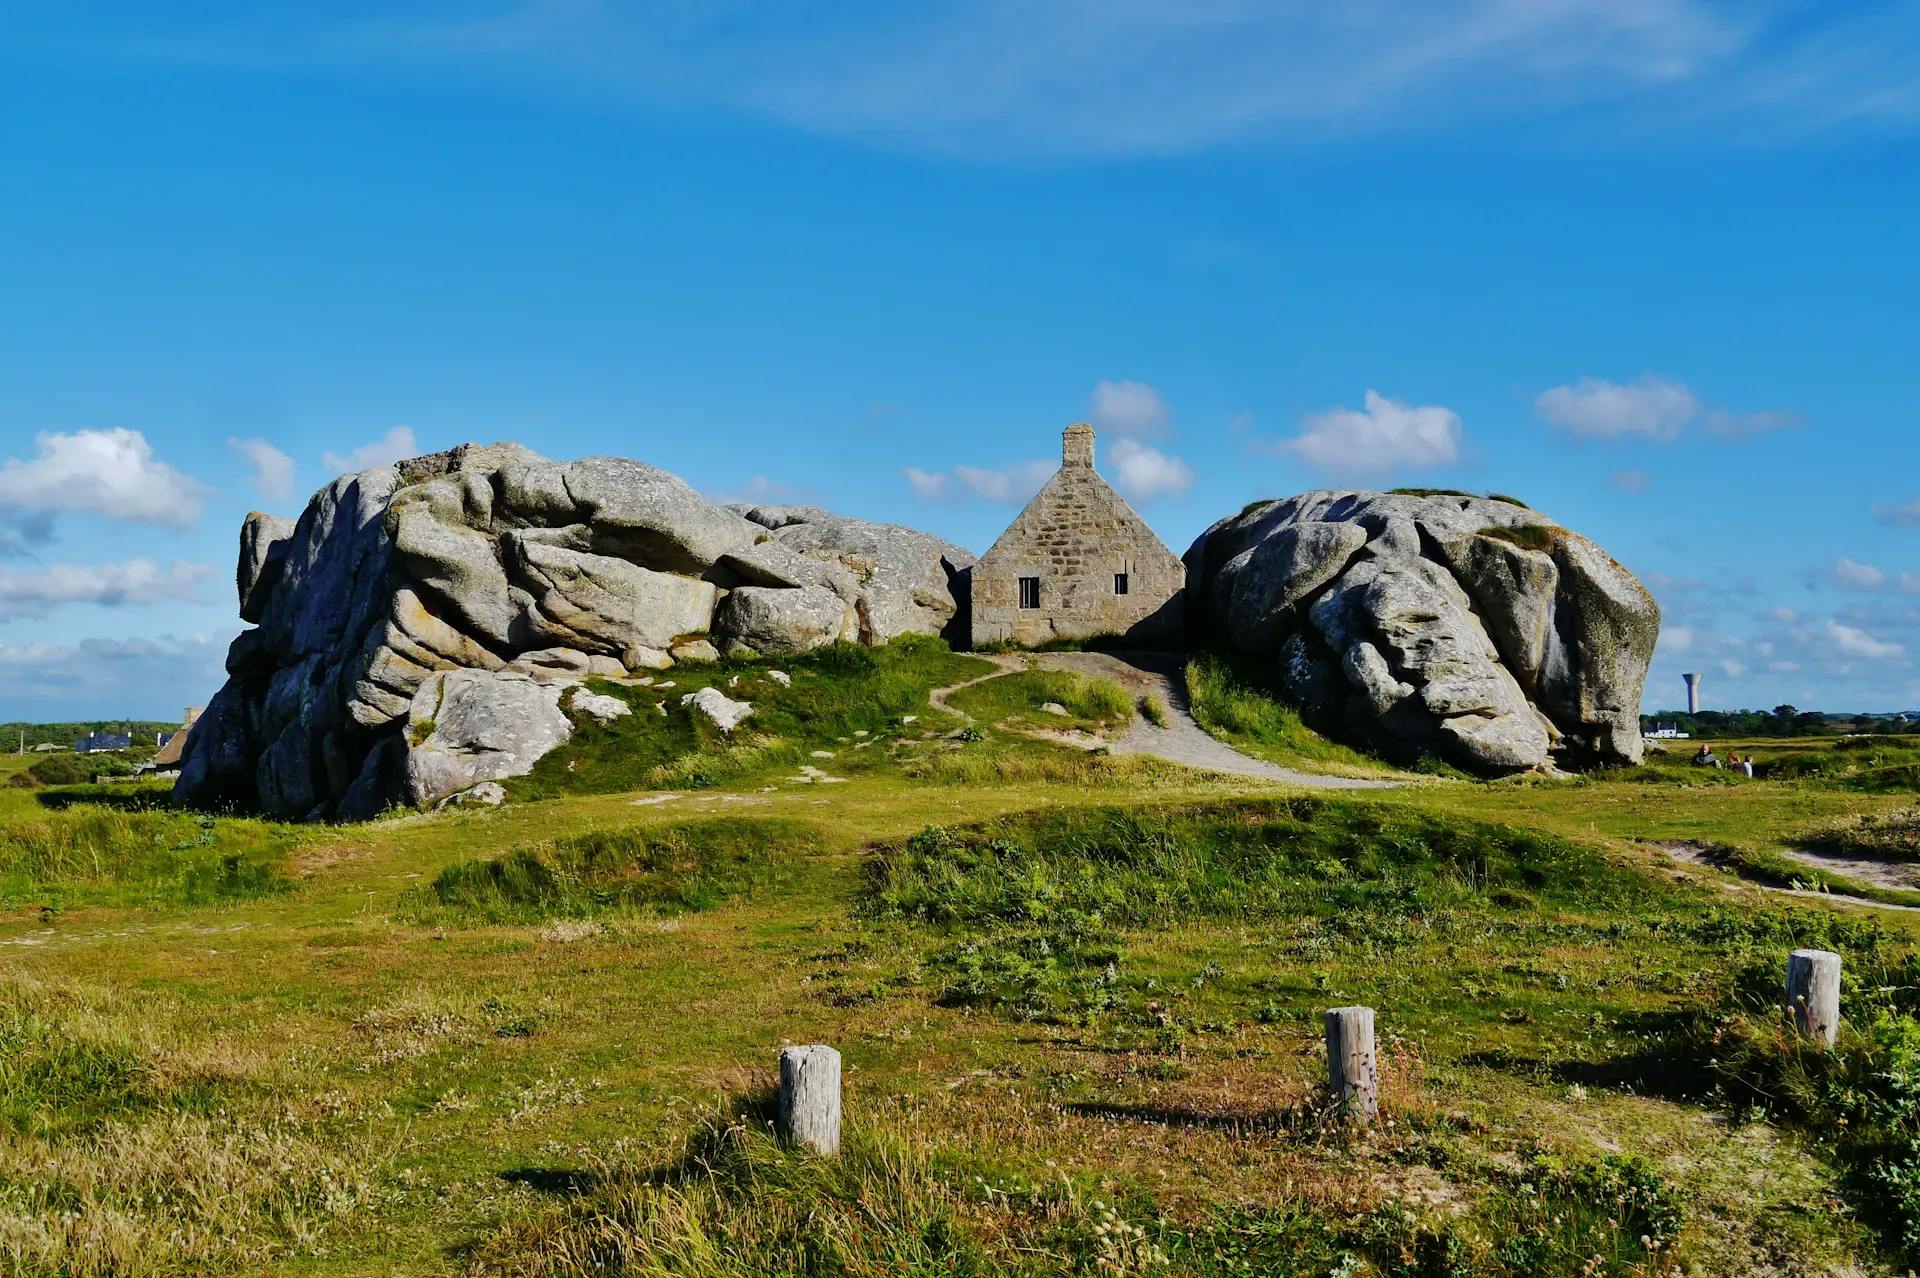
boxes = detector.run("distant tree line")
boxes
[1640,706,1918,739]
[1,720,177,752]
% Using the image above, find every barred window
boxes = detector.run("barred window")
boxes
[1018,577,1041,609]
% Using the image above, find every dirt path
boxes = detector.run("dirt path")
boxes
[1781,846,1920,893]
[927,653,1025,722]
[1655,841,1920,912]
[930,650,1399,790]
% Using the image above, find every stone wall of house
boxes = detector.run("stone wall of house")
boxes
[970,424,1185,648]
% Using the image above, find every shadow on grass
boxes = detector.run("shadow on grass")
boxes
[1457,1009,1712,1100]
[494,1086,783,1200]
[501,1167,603,1196]
[35,785,176,812]
[1062,1099,1334,1140]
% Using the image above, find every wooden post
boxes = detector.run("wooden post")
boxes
[1324,1006,1378,1125]
[1787,949,1841,1046]
[778,1044,841,1155]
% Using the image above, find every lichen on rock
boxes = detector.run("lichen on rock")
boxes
[174,443,973,819]
[1184,490,1659,773]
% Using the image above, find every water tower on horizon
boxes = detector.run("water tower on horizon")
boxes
[1683,672,1703,714]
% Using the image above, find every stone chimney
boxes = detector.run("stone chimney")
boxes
[1063,422,1095,469]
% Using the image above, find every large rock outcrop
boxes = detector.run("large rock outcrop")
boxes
[176,444,974,820]
[1184,491,1659,772]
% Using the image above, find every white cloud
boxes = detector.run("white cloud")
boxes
[1830,556,1889,591]
[1106,439,1194,504]
[1087,380,1170,440]
[0,558,214,618]
[1535,375,1800,446]
[1535,375,1698,441]
[1763,604,1798,624]
[1825,620,1905,662]
[953,460,1057,502]
[228,436,296,502]
[902,467,947,500]
[1660,625,1695,654]
[1609,468,1651,493]
[0,428,208,529]
[1269,390,1462,481]
[1904,572,1920,597]
[322,425,418,476]
[0,634,230,718]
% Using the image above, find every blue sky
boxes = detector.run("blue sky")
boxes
[2,1,1918,720]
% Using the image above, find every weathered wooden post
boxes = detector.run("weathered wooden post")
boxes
[777,1044,842,1155]
[1787,949,1841,1046]
[1324,1006,1378,1125]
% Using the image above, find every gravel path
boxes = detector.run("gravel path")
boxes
[932,649,1399,790]
[1655,841,1920,912]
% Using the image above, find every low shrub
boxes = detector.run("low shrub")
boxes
[1184,652,1385,773]
[408,817,822,924]
[0,808,292,905]
[1477,524,1557,553]
[1802,808,1920,862]
[1700,952,1920,1263]
[7,754,134,789]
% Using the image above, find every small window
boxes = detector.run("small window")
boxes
[1018,576,1041,609]
[1113,572,1129,596]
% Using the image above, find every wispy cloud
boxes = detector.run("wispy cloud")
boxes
[29,4,1920,159]
[904,458,1057,504]
[0,428,208,530]
[0,634,231,716]
[1535,374,1799,444]
[1817,555,1920,595]
[228,436,296,503]
[1875,494,1920,526]
[0,558,214,618]
[1257,389,1463,482]
[1537,375,1698,442]
[1087,380,1170,440]
[322,425,418,476]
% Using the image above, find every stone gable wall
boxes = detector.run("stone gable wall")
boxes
[970,439,1184,647]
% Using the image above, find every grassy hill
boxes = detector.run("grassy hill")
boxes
[3,638,1919,1275]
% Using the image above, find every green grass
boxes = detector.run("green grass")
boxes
[1802,807,1920,862]
[943,668,1133,731]
[511,635,991,801]
[1184,651,1399,776]
[404,816,824,924]
[467,1099,1685,1278]
[11,684,1920,1272]
[1477,523,1557,552]
[0,804,299,908]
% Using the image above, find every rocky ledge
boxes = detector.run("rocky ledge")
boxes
[1183,491,1659,773]
[176,443,973,819]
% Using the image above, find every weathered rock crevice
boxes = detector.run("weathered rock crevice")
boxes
[176,444,976,820]
[1184,491,1658,773]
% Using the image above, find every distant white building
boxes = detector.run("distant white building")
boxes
[1646,725,1691,740]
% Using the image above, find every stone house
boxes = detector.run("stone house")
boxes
[969,424,1185,648]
